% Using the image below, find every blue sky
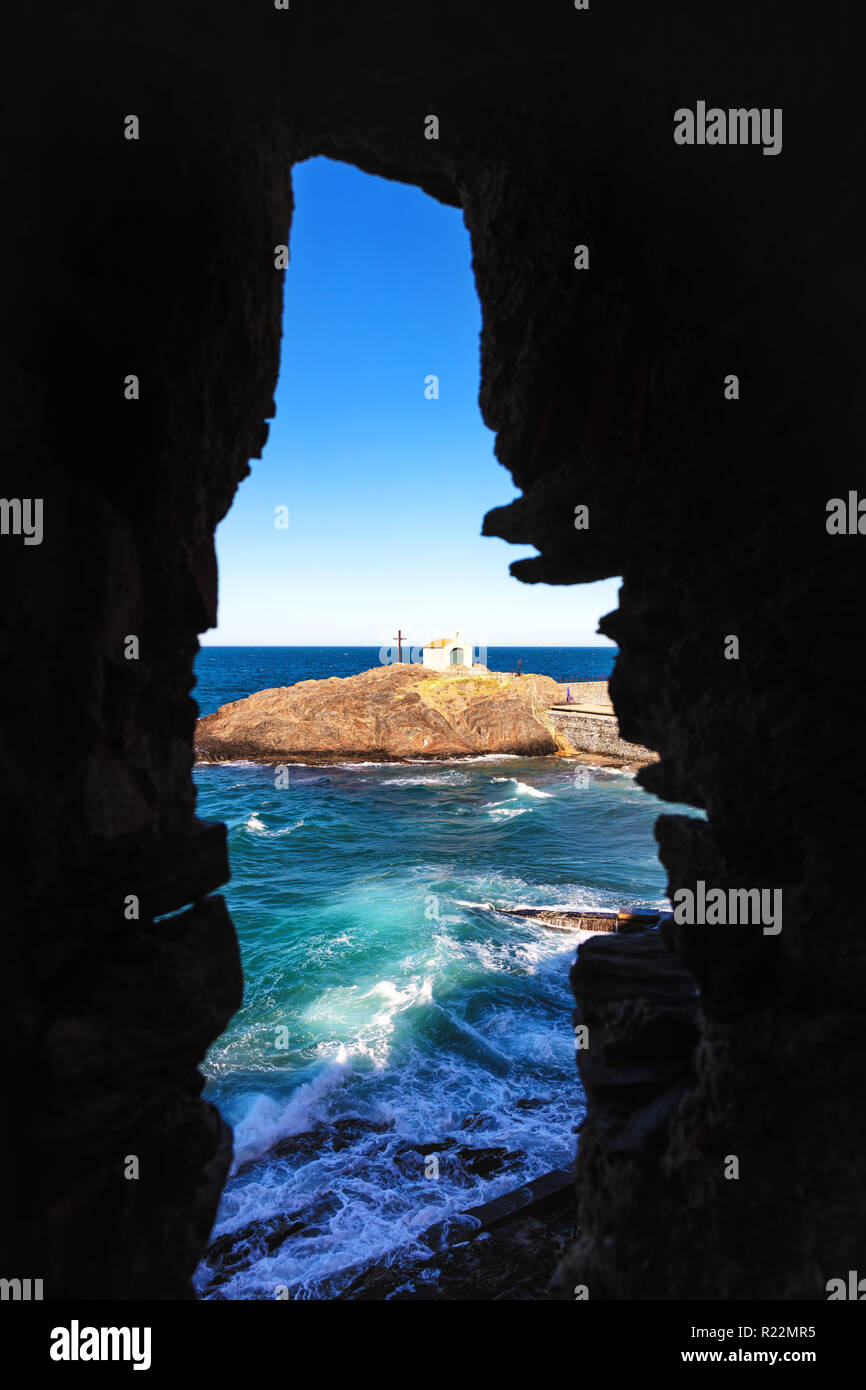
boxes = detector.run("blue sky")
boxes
[205,157,620,647]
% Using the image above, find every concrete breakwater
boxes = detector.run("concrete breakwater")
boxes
[548,704,659,766]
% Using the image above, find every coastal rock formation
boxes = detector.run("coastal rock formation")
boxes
[552,928,701,1297]
[196,665,567,762]
[6,1,864,1303]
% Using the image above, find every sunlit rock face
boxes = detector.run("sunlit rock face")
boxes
[4,2,864,1297]
[196,665,564,762]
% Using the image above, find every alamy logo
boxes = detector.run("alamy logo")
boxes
[0,498,43,545]
[826,1271,866,1300]
[0,1277,42,1300]
[674,103,782,156]
[826,493,866,534]
[672,881,782,935]
[50,1321,152,1371]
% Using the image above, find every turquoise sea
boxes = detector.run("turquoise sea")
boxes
[192,647,695,1298]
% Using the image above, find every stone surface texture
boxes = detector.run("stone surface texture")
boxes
[4,2,865,1298]
[196,664,565,761]
[548,707,658,763]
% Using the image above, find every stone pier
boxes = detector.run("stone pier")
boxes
[548,704,659,764]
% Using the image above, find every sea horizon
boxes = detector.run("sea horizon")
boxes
[194,644,618,719]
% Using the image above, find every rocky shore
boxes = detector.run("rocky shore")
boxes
[197,924,701,1301]
[195,664,652,766]
[200,1115,576,1301]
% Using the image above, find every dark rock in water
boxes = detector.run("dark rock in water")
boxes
[358,1264,391,1291]
[235,1116,394,1176]
[458,1111,496,1130]
[390,1137,522,1185]
[259,1164,577,1300]
[328,1116,394,1152]
[419,1213,483,1253]
[390,1137,457,1180]
[349,1212,574,1301]
[207,1214,306,1273]
[458,1145,523,1181]
[202,1190,344,1293]
[290,1166,576,1301]
[208,1134,547,1298]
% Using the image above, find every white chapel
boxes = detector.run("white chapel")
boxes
[421,629,475,671]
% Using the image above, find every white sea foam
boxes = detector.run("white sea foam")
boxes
[301,974,436,1070]
[199,895,584,1295]
[243,813,306,837]
[365,976,435,1027]
[196,758,264,769]
[192,716,678,1300]
[491,777,553,798]
[230,1052,355,1170]
[198,1023,581,1299]
[384,771,471,788]
[394,754,524,765]
[455,753,523,763]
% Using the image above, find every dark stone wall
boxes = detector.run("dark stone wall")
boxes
[3,2,864,1296]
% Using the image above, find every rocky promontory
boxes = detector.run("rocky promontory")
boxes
[195,664,586,764]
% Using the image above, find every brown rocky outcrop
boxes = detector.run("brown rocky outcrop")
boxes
[195,664,566,762]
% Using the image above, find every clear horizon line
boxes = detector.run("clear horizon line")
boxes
[197,641,619,649]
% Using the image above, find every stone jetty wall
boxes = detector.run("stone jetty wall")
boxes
[549,708,659,764]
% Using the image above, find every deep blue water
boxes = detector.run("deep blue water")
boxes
[191,646,696,1298]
